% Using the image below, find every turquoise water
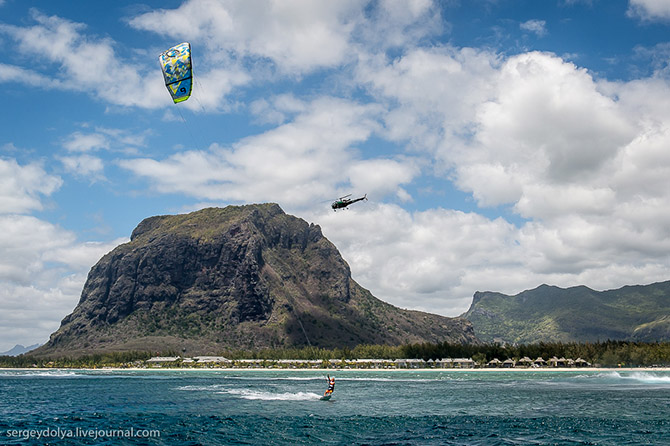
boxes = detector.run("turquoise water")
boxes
[1,369,669,445]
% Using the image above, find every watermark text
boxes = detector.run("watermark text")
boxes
[6,427,160,441]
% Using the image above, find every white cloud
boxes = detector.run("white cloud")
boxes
[347,158,419,200]
[520,19,547,37]
[314,204,522,315]
[0,158,62,214]
[56,127,150,180]
[0,63,63,88]
[356,46,500,151]
[128,0,366,74]
[0,157,124,350]
[58,154,105,179]
[61,127,148,154]
[628,0,670,21]
[356,0,442,50]
[119,96,396,206]
[0,215,75,285]
[0,9,241,109]
[341,44,670,312]
[0,10,161,107]
[0,213,125,351]
[63,132,109,152]
[452,52,635,202]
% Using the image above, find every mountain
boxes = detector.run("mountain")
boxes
[462,282,670,344]
[33,204,476,357]
[0,344,42,356]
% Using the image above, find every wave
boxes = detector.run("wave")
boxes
[176,384,227,391]
[221,389,322,401]
[605,371,670,384]
[0,370,80,378]
[176,383,323,400]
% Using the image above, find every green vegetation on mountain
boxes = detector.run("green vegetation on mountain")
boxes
[462,283,670,344]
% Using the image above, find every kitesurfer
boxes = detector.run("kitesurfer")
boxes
[325,375,335,396]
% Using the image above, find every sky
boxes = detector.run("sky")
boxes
[1,0,670,351]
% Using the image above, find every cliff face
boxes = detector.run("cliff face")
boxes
[35,204,476,356]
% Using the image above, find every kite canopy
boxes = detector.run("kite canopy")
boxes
[159,42,192,103]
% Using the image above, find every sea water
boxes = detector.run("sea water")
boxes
[1,369,669,445]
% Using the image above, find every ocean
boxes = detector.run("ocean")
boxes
[1,369,669,445]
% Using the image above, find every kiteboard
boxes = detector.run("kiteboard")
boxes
[320,393,332,401]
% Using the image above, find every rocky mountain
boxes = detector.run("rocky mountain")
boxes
[462,282,670,344]
[34,204,476,357]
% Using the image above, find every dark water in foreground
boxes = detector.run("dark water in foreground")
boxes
[1,369,669,445]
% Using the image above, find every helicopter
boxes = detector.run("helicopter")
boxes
[331,194,368,211]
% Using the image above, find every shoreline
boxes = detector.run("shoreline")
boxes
[2,366,669,372]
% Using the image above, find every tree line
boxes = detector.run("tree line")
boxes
[1,341,669,368]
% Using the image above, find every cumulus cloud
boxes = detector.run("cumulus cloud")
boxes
[128,0,365,74]
[0,158,62,214]
[337,44,670,312]
[0,10,164,108]
[0,224,124,350]
[0,158,124,350]
[0,212,125,351]
[313,204,522,315]
[119,96,402,206]
[0,8,244,110]
[454,52,635,201]
[356,46,500,151]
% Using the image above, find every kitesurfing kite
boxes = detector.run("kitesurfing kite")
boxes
[331,194,367,211]
[159,42,193,103]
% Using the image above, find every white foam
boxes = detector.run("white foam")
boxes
[592,371,670,385]
[221,388,322,401]
[0,370,80,378]
[176,384,226,391]
[627,371,670,384]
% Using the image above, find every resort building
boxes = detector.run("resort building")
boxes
[144,355,592,369]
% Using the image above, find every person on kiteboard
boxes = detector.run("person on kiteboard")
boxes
[325,375,335,396]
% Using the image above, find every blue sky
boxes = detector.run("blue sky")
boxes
[1,0,670,351]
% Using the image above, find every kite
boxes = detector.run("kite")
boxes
[159,42,192,103]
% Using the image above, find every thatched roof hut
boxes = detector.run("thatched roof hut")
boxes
[517,357,533,367]
[487,358,502,368]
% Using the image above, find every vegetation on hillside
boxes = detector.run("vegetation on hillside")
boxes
[2,341,669,368]
[463,282,670,343]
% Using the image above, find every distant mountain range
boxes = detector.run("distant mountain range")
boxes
[32,204,476,357]
[462,282,670,344]
[0,344,41,356]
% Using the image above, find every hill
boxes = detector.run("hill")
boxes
[462,282,670,344]
[33,204,476,357]
[0,344,42,356]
